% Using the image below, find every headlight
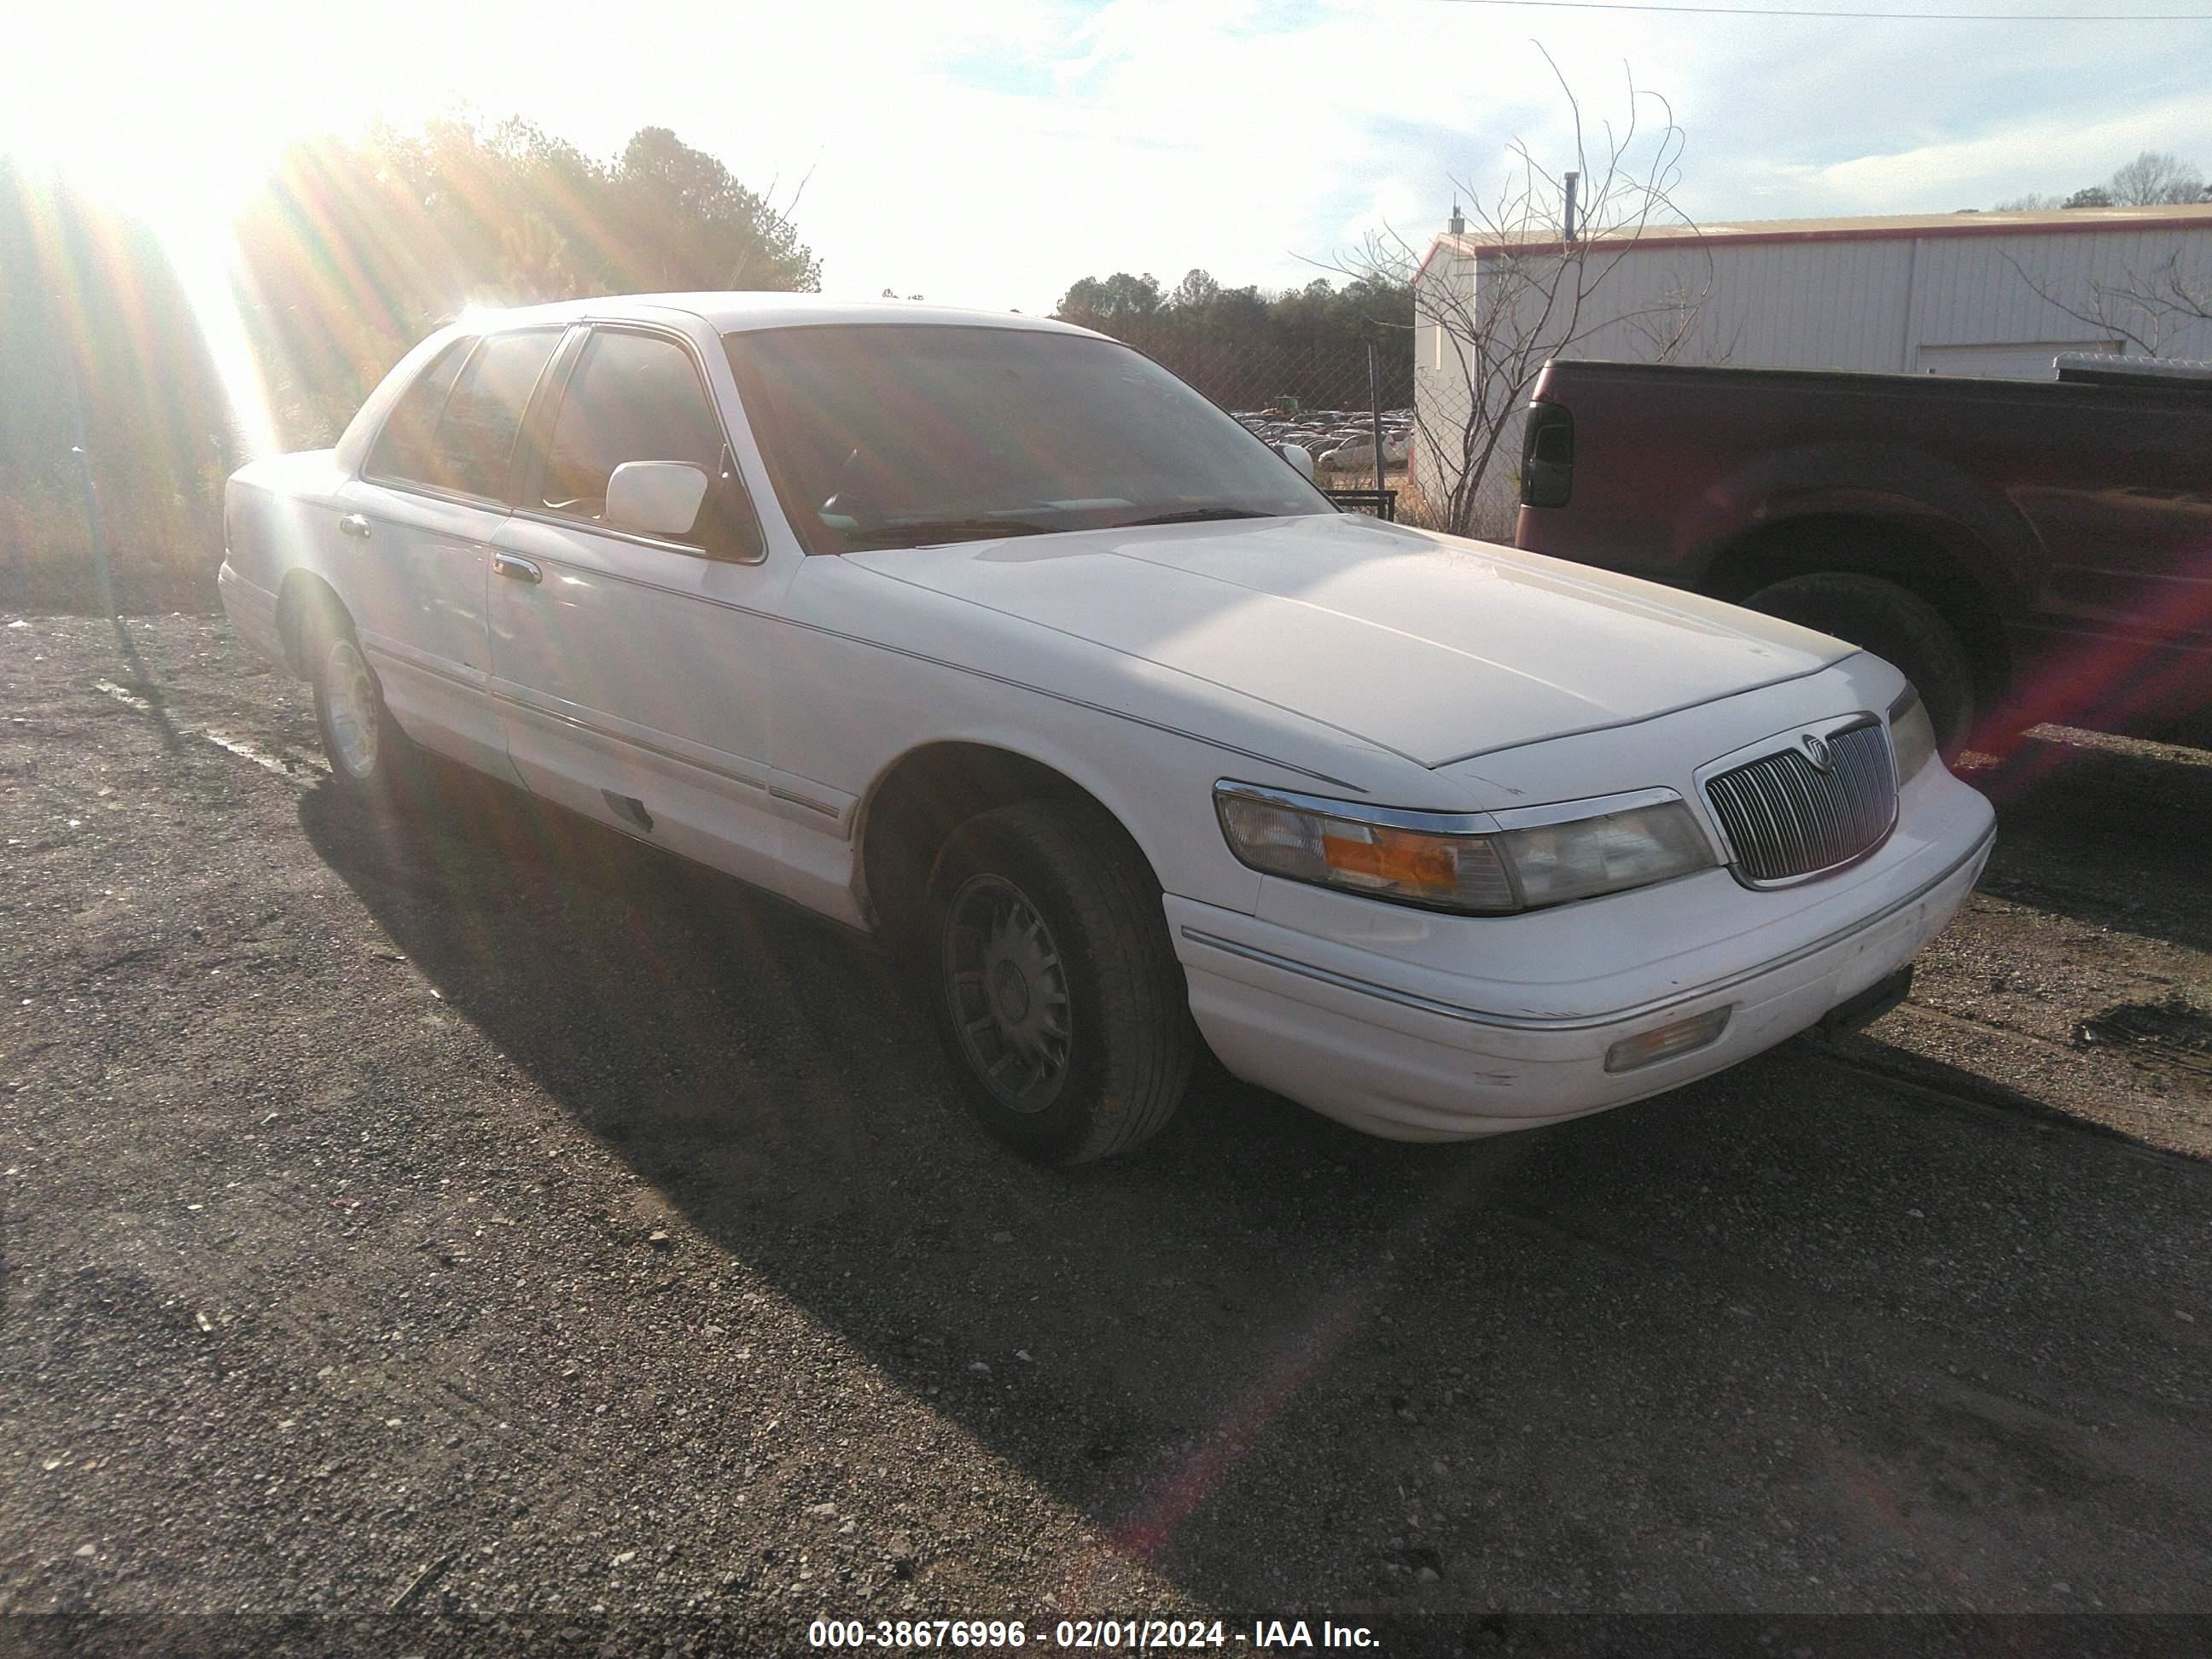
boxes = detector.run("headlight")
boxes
[1889,686,1938,783]
[1214,784,1715,915]
[1499,801,1719,908]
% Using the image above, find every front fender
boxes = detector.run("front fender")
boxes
[851,716,1271,920]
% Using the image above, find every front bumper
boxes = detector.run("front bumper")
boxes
[1169,771,1995,1141]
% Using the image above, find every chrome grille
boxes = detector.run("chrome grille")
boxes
[1704,722,1896,884]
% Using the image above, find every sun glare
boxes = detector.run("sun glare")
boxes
[150,207,284,463]
[2,15,295,460]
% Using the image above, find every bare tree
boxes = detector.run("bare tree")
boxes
[1330,51,1710,537]
[1994,152,2207,212]
[2006,247,2212,358]
[2108,150,2207,207]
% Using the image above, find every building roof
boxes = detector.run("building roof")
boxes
[1427,201,2212,265]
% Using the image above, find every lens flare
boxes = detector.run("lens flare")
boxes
[151,210,282,462]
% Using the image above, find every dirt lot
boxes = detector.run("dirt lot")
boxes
[3,615,2210,1655]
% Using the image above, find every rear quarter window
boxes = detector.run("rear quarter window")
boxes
[368,329,562,501]
[366,338,470,486]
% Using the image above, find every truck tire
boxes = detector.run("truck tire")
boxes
[927,800,1195,1165]
[304,605,416,806]
[1743,573,1976,758]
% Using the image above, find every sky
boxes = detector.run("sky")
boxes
[4,0,2210,315]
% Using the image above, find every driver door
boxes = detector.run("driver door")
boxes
[488,321,800,894]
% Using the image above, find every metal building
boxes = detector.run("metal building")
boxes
[1412,203,2212,533]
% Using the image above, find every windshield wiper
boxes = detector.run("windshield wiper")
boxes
[1108,507,1276,528]
[840,517,1057,550]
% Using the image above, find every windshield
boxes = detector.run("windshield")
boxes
[721,323,1333,555]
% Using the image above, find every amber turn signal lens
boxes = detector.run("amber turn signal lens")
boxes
[1321,826,1460,889]
[1603,1005,1732,1074]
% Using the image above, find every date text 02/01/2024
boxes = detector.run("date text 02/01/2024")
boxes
[805,1616,1379,1649]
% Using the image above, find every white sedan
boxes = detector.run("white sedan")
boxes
[218,294,1996,1163]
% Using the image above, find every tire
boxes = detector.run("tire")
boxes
[1743,572,1977,758]
[304,606,414,806]
[926,800,1196,1165]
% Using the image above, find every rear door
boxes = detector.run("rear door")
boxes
[487,320,811,898]
[335,327,563,777]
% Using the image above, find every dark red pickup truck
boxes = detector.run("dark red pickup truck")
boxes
[1512,358,2212,754]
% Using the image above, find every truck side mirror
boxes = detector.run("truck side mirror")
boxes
[1519,407,1574,509]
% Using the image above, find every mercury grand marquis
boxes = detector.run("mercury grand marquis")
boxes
[218,294,1998,1163]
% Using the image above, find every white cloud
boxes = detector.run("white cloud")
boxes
[1726,86,2212,214]
[5,0,2209,313]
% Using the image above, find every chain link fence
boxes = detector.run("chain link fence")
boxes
[1118,330,1515,535]
[1401,353,1527,542]
[1097,329,1418,520]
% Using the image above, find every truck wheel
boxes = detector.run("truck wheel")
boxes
[1743,573,1976,758]
[306,608,415,806]
[927,800,1195,1165]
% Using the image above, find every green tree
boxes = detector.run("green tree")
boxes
[1056,271,1166,324]
[229,116,822,451]
[1170,268,1221,311]
[607,126,819,293]
[1051,267,1413,412]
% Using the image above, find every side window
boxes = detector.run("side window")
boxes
[428,329,563,501]
[366,338,470,486]
[538,329,754,554]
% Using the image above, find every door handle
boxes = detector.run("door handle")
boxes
[338,514,371,539]
[493,552,543,585]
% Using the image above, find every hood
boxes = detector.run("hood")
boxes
[848,513,1848,769]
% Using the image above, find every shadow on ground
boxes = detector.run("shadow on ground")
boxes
[298,756,2212,1614]
[1964,727,2212,957]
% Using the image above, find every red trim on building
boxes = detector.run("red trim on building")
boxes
[1437,207,2212,263]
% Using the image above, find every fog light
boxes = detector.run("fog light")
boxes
[1604,1005,1732,1074]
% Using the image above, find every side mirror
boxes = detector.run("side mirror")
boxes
[1276,443,1316,482]
[606,461,710,538]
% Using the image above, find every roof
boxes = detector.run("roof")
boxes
[445,291,1093,336]
[1426,201,2212,266]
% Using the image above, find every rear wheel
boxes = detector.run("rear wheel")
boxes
[1743,572,1976,758]
[927,801,1195,1164]
[306,610,414,805]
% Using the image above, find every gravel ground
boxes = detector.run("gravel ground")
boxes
[3,615,2209,1656]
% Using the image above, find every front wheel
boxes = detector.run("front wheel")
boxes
[927,801,1196,1164]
